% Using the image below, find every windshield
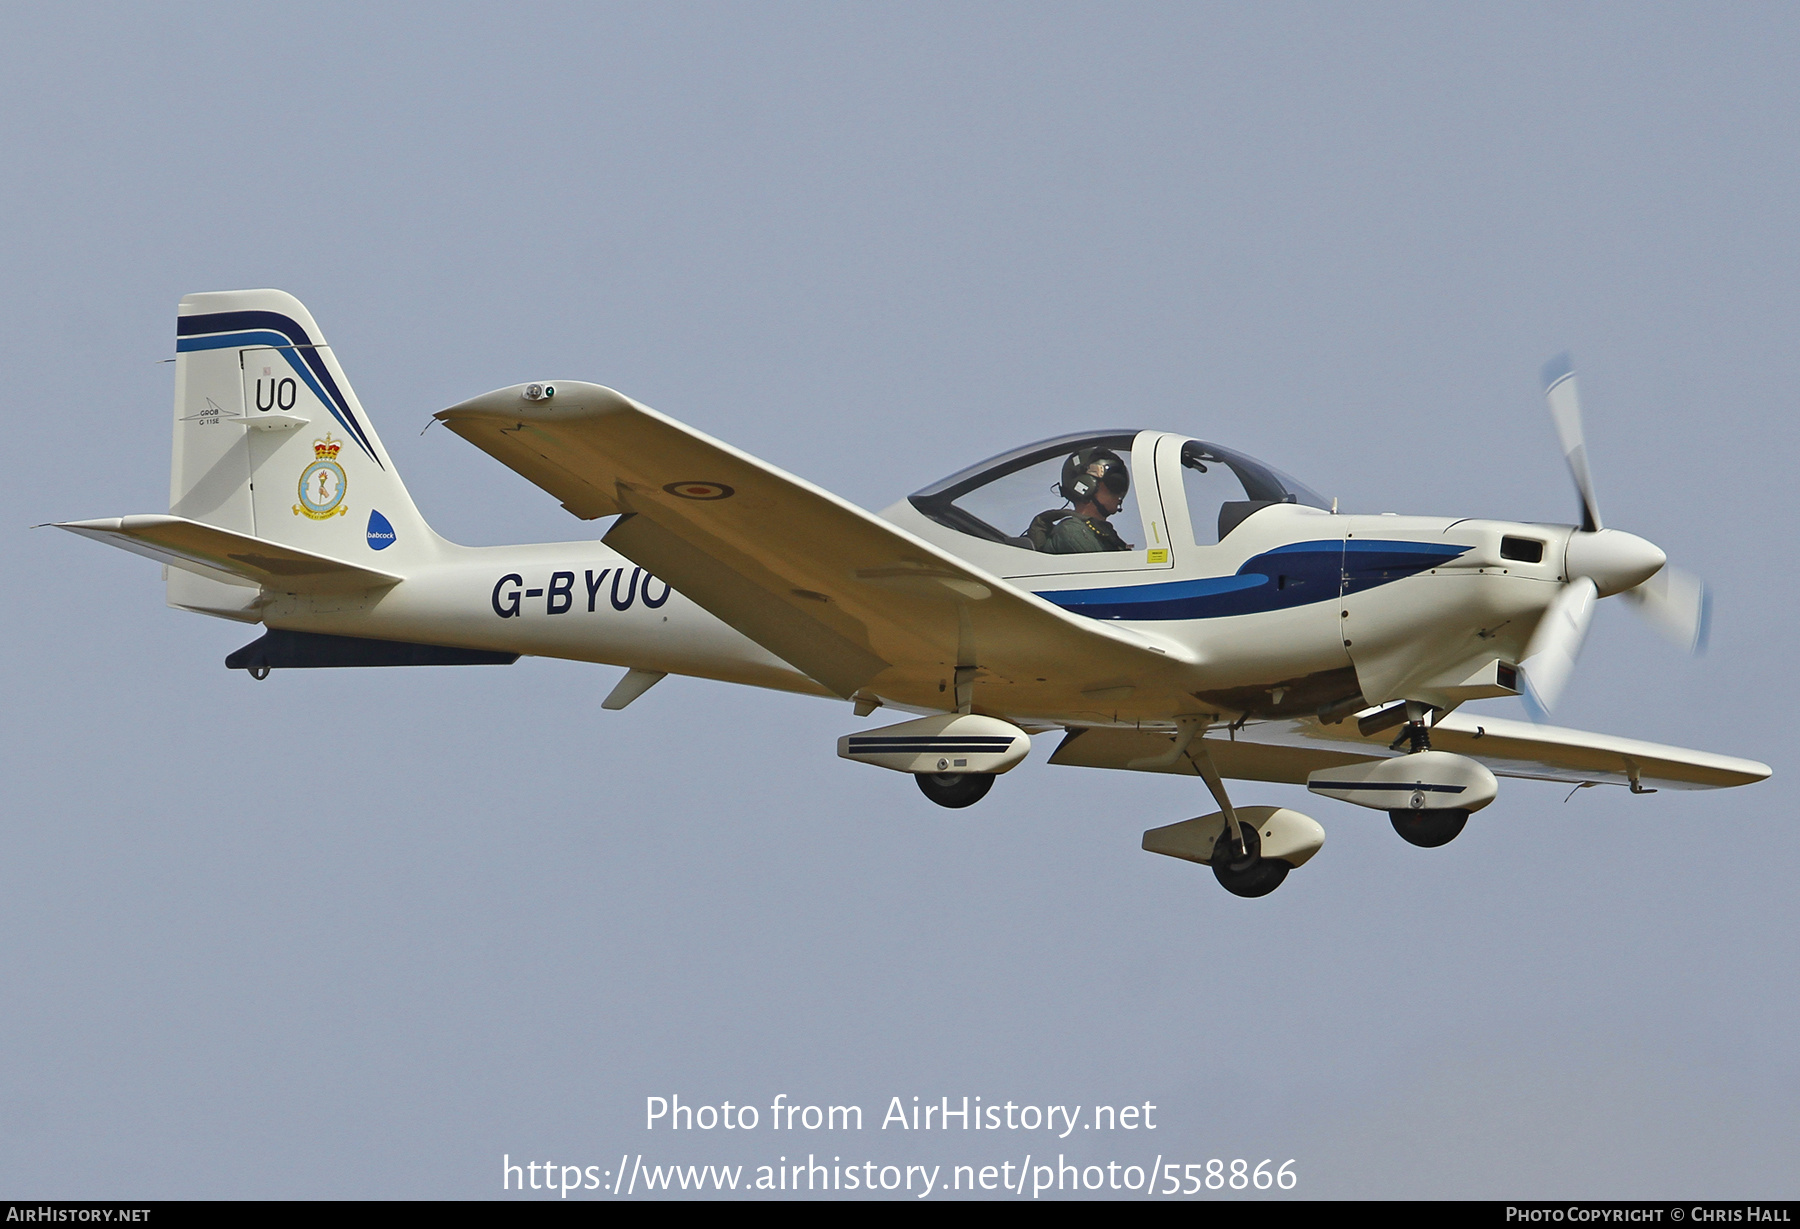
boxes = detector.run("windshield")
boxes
[1181,439,1329,542]
[908,430,1328,548]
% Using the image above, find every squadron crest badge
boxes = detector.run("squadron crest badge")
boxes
[295,434,349,519]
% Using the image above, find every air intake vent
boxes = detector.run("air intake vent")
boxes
[1500,536,1545,563]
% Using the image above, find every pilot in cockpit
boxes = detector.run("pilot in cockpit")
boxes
[1031,448,1133,553]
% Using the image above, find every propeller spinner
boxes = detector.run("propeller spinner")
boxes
[1518,355,1710,718]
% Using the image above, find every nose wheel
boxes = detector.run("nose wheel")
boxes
[1180,723,1298,897]
[1210,823,1290,897]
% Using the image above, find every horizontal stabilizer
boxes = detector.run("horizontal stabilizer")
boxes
[226,629,517,671]
[55,515,401,594]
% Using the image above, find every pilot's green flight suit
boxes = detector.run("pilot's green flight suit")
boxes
[1044,513,1130,554]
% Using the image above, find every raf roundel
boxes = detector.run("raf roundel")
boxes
[663,481,735,501]
[295,435,349,520]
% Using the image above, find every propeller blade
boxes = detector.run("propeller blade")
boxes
[1519,576,1599,719]
[1542,353,1603,533]
[1624,564,1711,655]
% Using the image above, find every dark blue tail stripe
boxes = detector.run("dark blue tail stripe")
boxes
[176,310,381,467]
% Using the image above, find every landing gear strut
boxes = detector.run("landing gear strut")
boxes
[1186,729,1293,898]
[915,772,994,809]
[1390,721,1432,753]
[1383,702,1470,846]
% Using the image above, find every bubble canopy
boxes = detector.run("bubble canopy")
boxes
[908,430,1328,547]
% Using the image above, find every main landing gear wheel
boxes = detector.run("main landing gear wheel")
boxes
[1211,821,1290,898]
[1389,807,1470,848]
[915,772,995,809]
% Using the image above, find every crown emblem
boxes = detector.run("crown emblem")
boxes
[295,434,350,520]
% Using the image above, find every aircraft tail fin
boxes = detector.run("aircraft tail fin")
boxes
[167,289,436,617]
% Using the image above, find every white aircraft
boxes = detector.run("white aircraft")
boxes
[59,289,1769,897]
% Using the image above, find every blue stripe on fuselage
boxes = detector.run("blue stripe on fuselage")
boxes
[1036,538,1469,621]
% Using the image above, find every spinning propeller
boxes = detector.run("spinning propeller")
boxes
[1517,355,1711,718]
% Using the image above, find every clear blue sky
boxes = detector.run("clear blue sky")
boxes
[3,3,1794,1198]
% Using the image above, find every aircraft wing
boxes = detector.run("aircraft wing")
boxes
[1051,711,1770,792]
[54,515,402,594]
[436,382,1197,708]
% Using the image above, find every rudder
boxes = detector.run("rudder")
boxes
[169,289,437,617]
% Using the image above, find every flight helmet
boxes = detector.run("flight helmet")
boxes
[1060,447,1129,504]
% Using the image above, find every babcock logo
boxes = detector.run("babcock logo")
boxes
[366,509,397,550]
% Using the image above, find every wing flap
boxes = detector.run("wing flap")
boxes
[1050,727,1379,783]
[604,510,889,697]
[56,515,402,595]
